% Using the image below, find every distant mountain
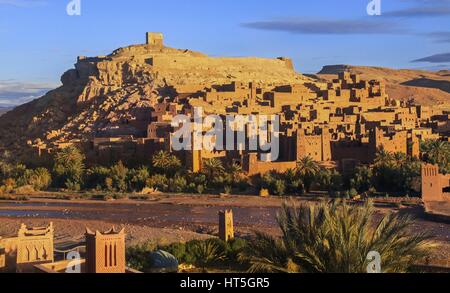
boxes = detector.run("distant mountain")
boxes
[316,65,450,110]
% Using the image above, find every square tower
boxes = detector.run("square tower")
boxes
[85,227,126,273]
[219,210,234,242]
[16,223,54,272]
[146,32,164,48]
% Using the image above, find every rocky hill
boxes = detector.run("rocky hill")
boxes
[0,39,304,154]
[316,65,450,110]
[1,37,449,157]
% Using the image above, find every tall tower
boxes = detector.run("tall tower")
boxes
[146,32,164,48]
[85,227,126,274]
[219,210,234,242]
[16,223,54,272]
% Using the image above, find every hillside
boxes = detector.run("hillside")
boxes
[0,39,304,155]
[316,65,450,110]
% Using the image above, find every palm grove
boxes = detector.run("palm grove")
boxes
[1,140,448,197]
[0,140,448,272]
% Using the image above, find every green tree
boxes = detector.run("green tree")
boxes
[319,168,343,196]
[295,156,321,193]
[421,140,450,174]
[110,161,128,192]
[202,158,225,181]
[52,146,85,189]
[85,166,110,190]
[152,151,182,176]
[240,200,433,273]
[226,163,243,186]
[27,168,52,191]
[374,149,394,168]
[350,165,373,193]
[189,239,225,272]
[127,166,150,191]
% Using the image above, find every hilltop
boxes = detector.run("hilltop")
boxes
[0,35,448,158]
[0,35,304,155]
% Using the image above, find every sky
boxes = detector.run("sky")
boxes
[0,0,449,106]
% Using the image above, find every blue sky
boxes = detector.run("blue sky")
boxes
[0,0,449,106]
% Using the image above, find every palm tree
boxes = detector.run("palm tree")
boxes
[227,163,243,184]
[374,149,394,167]
[152,151,181,175]
[53,145,85,187]
[191,239,225,272]
[202,158,225,180]
[421,140,450,173]
[295,156,320,193]
[240,200,433,273]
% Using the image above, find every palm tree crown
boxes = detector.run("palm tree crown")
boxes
[241,200,433,273]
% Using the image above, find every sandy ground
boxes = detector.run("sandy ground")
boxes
[0,194,449,265]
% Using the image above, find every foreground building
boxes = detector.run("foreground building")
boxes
[0,224,139,273]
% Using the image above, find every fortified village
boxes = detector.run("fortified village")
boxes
[18,33,448,179]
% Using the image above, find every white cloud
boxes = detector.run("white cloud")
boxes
[0,80,58,107]
[0,0,47,8]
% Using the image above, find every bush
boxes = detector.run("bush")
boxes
[13,185,35,194]
[273,180,286,196]
[85,166,110,190]
[223,185,232,195]
[127,166,150,192]
[146,174,169,192]
[169,175,187,193]
[260,172,286,196]
[27,168,51,191]
[2,178,16,192]
[65,180,81,192]
[349,188,358,198]
[196,185,205,194]
[110,161,128,192]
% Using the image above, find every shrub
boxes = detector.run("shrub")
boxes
[223,185,232,195]
[27,168,51,191]
[169,175,187,193]
[105,177,114,191]
[349,188,358,198]
[2,178,16,192]
[259,188,270,197]
[186,239,225,271]
[127,166,150,192]
[196,185,205,194]
[146,174,169,192]
[65,180,81,192]
[13,185,34,195]
[260,172,286,196]
[110,161,128,192]
[85,166,110,190]
[273,180,286,196]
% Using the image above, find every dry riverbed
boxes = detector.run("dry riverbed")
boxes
[0,194,449,266]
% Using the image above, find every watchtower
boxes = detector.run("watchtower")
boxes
[422,164,446,202]
[146,32,164,48]
[85,227,126,273]
[16,223,54,272]
[219,210,234,242]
